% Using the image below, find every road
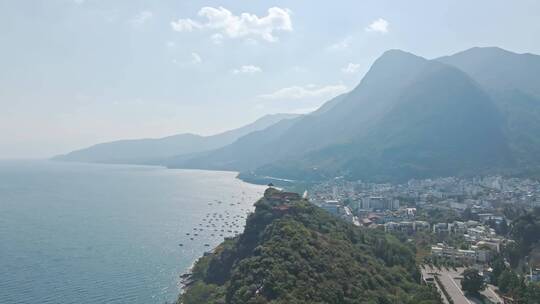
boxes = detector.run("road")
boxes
[421,266,503,304]
[482,285,504,304]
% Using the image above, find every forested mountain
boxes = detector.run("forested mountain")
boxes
[171,47,540,182]
[53,114,298,165]
[178,188,441,304]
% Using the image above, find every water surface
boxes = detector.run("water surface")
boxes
[0,160,265,303]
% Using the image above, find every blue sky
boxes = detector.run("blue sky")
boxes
[1,0,539,158]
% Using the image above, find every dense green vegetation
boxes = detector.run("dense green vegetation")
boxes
[489,254,540,303]
[486,209,540,303]
[178,189,441,304]
[507,208,540,266]
[460,268,485,295]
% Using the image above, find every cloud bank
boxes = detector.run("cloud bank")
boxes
[171,6,292,42]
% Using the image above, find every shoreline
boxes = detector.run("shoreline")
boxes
[50,158,302,188]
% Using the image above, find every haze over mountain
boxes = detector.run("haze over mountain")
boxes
[168,47,540,182]
[438,47,540,170]
[54,114,298,164]
[56,47,540,182]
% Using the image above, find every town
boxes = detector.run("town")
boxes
[309,176,540,303]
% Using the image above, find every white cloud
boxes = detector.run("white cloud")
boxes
[341,63,361,74]
[130,11,153,26]
[258,84,347,100]
[171,6,292,42]
[191,52,202,64]
[172,53,203,66]
[210,33,224,44]
[328,36,352,50]
[171,19,201,32]
[232,65,262,75]
[365,18,389,34]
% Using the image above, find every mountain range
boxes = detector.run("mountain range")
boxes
[53,113,298,165]
[56,47,540,182]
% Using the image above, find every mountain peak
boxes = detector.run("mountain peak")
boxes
[443,46,519,60]
[438,45,540,97]
[377,49,427,64]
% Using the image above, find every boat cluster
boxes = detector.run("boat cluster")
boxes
[178,196,253,248]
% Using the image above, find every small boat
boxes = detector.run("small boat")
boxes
[179,243,184,246]
[204,244,210,247]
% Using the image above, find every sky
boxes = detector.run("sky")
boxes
[1,0,540,158]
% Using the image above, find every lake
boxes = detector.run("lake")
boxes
[0,160,265,304]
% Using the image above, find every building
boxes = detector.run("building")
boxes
[433,223,449,234]
[414,221,431,232]
[431,243,493,264]
[384,221,430,234]
[450,221,467,234]
[264,189,301,202]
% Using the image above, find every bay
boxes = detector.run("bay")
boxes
[0,160,265,304]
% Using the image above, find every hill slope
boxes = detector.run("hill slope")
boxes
[178,188,441,304]
[437,46,540,98]
[257,58,511,181]
[53,114,298,165]
[173,51,431,173]
[438,47,540,170]
[176,48,532,182]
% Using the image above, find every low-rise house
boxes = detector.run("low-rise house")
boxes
[414,221,431,232]
[433,223,449,234]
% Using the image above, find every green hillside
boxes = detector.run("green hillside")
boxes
[178,189,441,304]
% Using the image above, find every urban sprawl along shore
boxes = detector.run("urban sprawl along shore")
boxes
[308,176,540,303]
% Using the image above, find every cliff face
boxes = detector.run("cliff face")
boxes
[177,189,441,304]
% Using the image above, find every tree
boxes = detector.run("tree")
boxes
[498,270,523,295]
[461,268,485,295]
[490,255,506,285]
[498,219,509,236]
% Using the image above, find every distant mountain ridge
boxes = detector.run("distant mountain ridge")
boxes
[54,113,299,164]
[57,47,540,182]
[168,47,540,182]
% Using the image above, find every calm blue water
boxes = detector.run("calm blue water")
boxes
[0,160,265,304]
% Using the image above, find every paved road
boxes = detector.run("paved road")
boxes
[422,266,503,304]
[421,268,450,304]
[438,270,472,304]
[482,285,504,304]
